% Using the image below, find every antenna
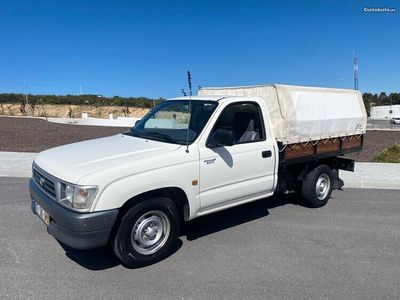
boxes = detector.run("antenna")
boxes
[185,71,192,153]
[188,71,192,97]
[353,50,359,90]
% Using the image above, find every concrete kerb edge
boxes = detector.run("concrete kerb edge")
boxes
[0,152,399,189]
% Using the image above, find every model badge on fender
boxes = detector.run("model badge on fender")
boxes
[204,158,216,164]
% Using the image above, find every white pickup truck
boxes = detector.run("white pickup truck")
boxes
[30,84,367,267]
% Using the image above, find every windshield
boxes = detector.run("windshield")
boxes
[125,100,218,144]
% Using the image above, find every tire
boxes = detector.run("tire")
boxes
[301,164,333,208]
[113,197,180,268]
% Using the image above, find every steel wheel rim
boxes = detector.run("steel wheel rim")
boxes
[316,174,330,201]
[131,210,171,255]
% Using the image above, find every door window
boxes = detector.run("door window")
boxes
[209,102,265,145]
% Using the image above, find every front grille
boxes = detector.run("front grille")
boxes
[33,168,56,198]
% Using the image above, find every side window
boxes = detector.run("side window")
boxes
[211,102,265,144]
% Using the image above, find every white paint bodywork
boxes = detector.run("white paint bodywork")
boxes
[33,96,279,220]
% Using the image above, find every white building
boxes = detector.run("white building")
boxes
[370,104,400,119]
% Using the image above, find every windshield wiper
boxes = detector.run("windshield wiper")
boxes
[143,131,182,144]
[123,129,143,138]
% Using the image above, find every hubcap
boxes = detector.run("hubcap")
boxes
[131,210,171,255]
[316,174,331,201]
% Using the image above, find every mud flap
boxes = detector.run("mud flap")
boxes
[331,169,344,190]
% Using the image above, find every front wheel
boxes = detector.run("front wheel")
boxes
[113,197,180,268]
[301,164,333,208]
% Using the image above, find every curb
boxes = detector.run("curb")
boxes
[366,128,400,132]
[340,176,400,189]
[340,163,400,190]
[0,152,36,178]
[0,152,399,190]
[0,115,137,128]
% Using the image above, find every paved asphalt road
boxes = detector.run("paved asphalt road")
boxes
[367,119,400,130]
[1,178,399,299]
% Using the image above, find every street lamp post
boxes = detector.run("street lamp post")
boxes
[389,95,393,128]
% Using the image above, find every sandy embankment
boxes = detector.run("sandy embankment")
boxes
[0,103,150,119]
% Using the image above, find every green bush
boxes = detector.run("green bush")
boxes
[374,144,400,163]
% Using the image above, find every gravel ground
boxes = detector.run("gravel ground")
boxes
[0,116,126,153]
[346,130,400,161]
[0,116,399,161]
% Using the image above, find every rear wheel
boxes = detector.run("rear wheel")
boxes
[301,164,333,208]
[113,197,180,268]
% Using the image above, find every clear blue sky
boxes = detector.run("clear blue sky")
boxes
[0,0,399,98]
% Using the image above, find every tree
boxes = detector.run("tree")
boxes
[0,93,163,108]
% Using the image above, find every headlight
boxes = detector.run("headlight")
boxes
[60,183,98,211]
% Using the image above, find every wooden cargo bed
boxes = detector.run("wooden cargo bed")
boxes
[279,134,363,165]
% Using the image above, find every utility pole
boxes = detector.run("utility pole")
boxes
[151,84,155,108]
[24,78,29,105]
[24,78,30,116]
[353,51,359,90]
[389,93,393,125]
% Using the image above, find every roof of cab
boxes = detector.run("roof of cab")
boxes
[167,96,224,101]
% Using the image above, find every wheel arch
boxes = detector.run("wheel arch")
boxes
[116,186,189,225]
[107,186,190,247]
[277,157,342,193]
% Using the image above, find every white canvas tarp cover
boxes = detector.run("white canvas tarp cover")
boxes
[198,84,367,144]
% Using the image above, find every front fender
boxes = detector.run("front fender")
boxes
[92,160,200,217]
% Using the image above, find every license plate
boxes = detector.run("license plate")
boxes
[34,201,50,226]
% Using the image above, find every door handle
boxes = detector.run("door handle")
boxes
[262,150,272,158]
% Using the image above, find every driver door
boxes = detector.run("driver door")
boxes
[198,101,276,211]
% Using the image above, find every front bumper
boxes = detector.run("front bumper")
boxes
[30,179,119,250]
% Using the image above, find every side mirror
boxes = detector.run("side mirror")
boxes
[134,120,141,127]
[208,128,235,148]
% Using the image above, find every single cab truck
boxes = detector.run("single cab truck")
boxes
[30,84,367,267]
